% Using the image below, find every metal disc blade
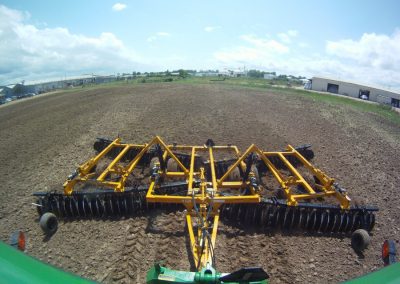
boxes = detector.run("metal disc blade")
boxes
[338,213,348,232]
[307,210,317,231]
[83,198,91,217]
[77,198,85,218]
[291,208,301,229]
[366,213,375,231]
[58,197,66,218]
[345,212,354,232]
[96,197,105,217]
[71,198,79,217]
[321,211,330,232]
[315,210,324,232]
[332,212,341,232]
[125,194,134,215]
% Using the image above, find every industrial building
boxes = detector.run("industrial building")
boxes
[308,76,400,108]
[0,75,117,104]
[24,75,116,94]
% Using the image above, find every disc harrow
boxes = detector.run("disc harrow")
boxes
[34,182,187,218]
[220,202,376,233]
[34,136,377,273]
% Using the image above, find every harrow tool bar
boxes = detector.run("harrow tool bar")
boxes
[34,136,377,271]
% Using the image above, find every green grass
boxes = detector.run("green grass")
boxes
[278,88,400,125]
[178,76,294,88]
[54,76,400,125]
[175,77,400,125]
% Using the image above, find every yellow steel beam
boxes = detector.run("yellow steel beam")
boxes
[188,147,197,195]
[291,191,336,200]
[116,137,158,192]
[286,145,351,209]
[125,137,157,173]
[165,172,186,177]
[276,152,316,194]
[186,213,208,269]
[208,147,217,190]
[79,138,121,176]
[255,148,297,205]
[232,145,247,173]
[155,136,189,174]
[218,144,256,185]
[210,213,219,249]
[184,196,222,269]
[146,181,156,200]
[219,181,246,188]
[287,145,334,188]
[97,144,131,181]
[146,194,260,204]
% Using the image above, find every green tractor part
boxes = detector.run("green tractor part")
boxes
[1,239,399,283]
[344,261,400,283]
[146,263,269,284]
[0,241,94,284]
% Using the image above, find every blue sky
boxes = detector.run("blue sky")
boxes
[1,0,400,88]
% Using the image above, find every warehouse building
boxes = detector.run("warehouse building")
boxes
[23,75,117,94]
[0,75,117,104]
[309,76,400,108]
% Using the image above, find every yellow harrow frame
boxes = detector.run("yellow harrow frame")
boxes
[35,136,377,270]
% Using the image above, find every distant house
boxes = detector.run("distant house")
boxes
[309,76,400,108]
[0,87,8,97]
[24,75,116,94]
[217,69,247,77]
[0,75,118,103]
[94,75,116,84]
[195,71,219,77]
[0,91,5,104]
[263,74,276,80]
[1,84,26,97]
[232,70,246,77]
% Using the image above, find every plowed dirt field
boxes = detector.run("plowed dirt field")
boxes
[0,83,399,283]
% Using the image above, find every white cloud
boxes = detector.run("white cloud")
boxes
[204,26,220,32]
[112,3,127,11]
[326,30,400,70]
[320,30,400,88]
[298,42,309,48]
[287,30,298,37]
[240,34,289,53]
[277,33,290,43]
[147,32,171,42]
[156,32,170,37]
[214,34,289,64]
[213,30,400,88]
[0,5,143,84]
[277,30,298,44]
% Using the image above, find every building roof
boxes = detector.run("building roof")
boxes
[23,74,116,86]
[312,76,400,95]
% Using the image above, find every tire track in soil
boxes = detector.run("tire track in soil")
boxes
[108,217,148,283]
[148,211,189,271]
[108,211,188,283]
[216,223,292,283]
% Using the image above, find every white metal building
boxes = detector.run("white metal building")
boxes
[309,76,400,108]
